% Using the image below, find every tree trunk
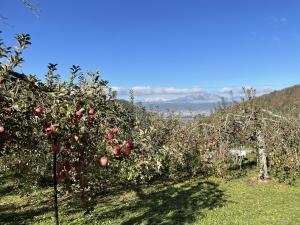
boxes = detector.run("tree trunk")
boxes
[53,152,59,225]
[257,130,268,180]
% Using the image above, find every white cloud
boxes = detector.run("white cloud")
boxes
[141,97,168,103]
[218,87,234,94]
[256,86,274,96]
[112,86,205,96]
[111,86,128,95]
[111,86,121,92]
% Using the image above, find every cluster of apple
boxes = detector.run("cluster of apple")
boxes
[70,107,96,124]
[32,106,88,186]
[99,128,134,167]
[30,103,136,208]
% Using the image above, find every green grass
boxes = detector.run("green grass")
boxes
[0,173,300,225]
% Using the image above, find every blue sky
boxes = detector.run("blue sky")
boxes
[1,0,300,100]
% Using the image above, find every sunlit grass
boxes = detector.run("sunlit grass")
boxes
[0,173,299,225]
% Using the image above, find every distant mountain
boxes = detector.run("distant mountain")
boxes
[141,101,218,115]
[169,93,222,103]
[139,92,238,116]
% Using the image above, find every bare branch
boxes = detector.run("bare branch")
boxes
[19,0,40,17]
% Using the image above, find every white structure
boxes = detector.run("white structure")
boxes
[229,149,253,165]
[229,149,252,158]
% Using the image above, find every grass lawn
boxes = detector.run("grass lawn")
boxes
[0,172,300,225]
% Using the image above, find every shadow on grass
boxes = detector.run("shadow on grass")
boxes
[242,159,257,169]
[0,184,15,196]
[0,206,52,225]
[86,180,227,225]
[0,175,53,225]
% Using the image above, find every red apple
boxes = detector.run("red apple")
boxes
[88,114,95,122]
[113,145,122,155]
[0,126,4,133]
[99,156,108,167]
[45,125,55,134]
[34,107,43,114]
[88,108,95,115]
[51,145,61,154]
[0,77,6,84]
[112,127,119,134]
[3,107,12,114]
[123,148,131,156]
[71,117,77,125]
[105,132,114,140]
[34,107,43,115]
[123,141,134,155]
[125,141,134,150]
[76,110,83,118]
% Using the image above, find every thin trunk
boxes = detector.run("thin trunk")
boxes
[53,152,59,225]
[257,130,268,180]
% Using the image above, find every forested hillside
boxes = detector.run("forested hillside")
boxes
[254,85,300,118]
